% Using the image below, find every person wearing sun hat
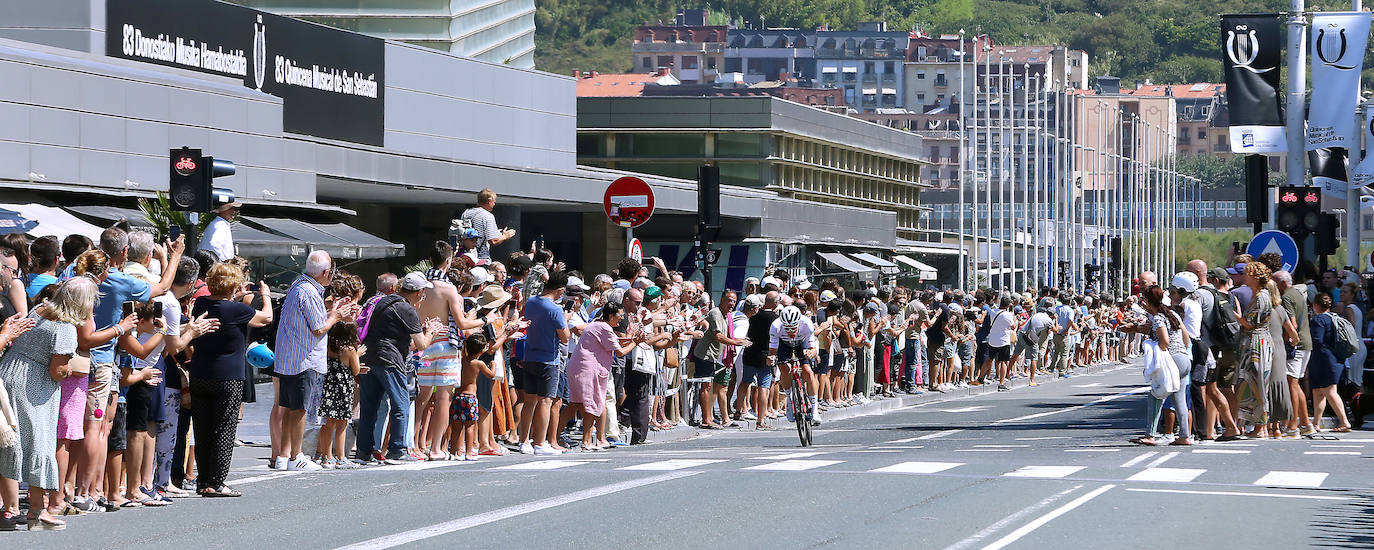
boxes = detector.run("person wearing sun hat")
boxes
[198,189,241,262]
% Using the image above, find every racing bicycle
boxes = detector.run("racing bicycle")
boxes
[780,359,813,447]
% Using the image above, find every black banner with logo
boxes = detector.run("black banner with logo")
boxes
[1220,14,1284,154]
[106,0,385,146]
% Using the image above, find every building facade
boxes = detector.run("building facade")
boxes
[631,10,725,84]
[227,0,537,68]
[577,96,929,240]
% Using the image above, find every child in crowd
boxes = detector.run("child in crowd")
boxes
[455,333,494,461]
[319,320,365,469]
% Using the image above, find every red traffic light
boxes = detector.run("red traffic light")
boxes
[1281,191,1298,203]
[1302,191,1320,204]
[174,156,198,176]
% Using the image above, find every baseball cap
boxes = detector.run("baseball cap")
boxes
[566,276,591,292]
[761,276,782,288]
[819,290,838,303]
[1209,267,1231,282]
[400,272,433,292]
[1226,262,1247,275]
[644,285,663,301]
[612,279,631,290]
[470,266,490,285]
[794,279,813,291]
[462,228,480,239]
[745,276,760,286]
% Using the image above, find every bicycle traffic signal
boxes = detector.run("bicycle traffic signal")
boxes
[169,147,236,212]
[1275,186,1321,241]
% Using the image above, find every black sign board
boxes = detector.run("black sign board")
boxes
[106,0,385,146]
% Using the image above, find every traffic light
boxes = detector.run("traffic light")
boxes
[697,165,721,242]
[1315,212,1340,256]
[169,147,236,212]
[1275,185,1321,240]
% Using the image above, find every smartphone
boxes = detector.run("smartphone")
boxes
[122,301,136,318]
[168,224,182,242]
[152,301,163,318]
[248,282,262,293]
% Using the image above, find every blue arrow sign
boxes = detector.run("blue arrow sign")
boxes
[1246,230,1299,273]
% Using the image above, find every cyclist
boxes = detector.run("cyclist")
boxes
[769,305,820,426]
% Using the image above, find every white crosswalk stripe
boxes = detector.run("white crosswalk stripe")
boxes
[870,461,964,474]
[1254,471,1329,488]
[617,459,726,471]
[1003,466,1086,479]
[744,459,844,471]
[1126,468,1206,483]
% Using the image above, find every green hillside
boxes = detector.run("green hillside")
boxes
[534,0,1350,83]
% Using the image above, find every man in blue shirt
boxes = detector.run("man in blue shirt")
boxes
[83,227,183,503]
[517,271,569,455]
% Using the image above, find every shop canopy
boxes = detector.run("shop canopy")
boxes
[892,255,938,280]
[817,251,878,280]
[849,252,899,275]
[8,203,105,240]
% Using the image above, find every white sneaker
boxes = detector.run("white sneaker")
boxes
[519,442,535,455]
[741,411,758,421]
[272,456,288,470]
[534,444,563,456]
[288,454,322,471]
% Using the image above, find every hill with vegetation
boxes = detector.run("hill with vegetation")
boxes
[535,0,1351,83]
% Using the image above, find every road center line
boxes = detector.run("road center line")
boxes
[915,429,964,440]
[941,485,1083,550]
[334,471,698,550]
[979,485,1117,550]
[1143,451,1180,468]
[993,387,1148,424]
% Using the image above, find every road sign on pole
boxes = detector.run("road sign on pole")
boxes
[1246,230,1300,273]
[604,176,655,228]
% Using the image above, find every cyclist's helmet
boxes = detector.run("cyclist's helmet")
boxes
[779,305,802,332]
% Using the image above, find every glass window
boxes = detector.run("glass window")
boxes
[716,133,762,157]
[576,134,604,156]
[1236,201,1246,218]
[682,56,698,69]
[719,162,763,187]
[641,57,650,69]
[656,55,673,68]
[1179,202,1193,217]
[619,134,705,157]
[707,57,717,69]
[884,61,895,74]
[1197,201,1213,217]
[917,71,926,80]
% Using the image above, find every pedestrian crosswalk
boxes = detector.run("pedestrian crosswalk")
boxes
[303,457,1349,490]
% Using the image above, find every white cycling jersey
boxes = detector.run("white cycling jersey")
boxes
[769,316,818,351]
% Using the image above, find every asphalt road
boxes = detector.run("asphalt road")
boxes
[24,364,1374,549]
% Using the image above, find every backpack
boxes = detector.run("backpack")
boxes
[1205,288,1241,348]
[357,294,402,342]
[1327,312,1362,361]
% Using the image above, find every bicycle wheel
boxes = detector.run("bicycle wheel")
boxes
[791,375,811,447]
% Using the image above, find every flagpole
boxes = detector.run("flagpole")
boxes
[1348,2,1364,272]
[959,29,968,289]
[1286,0,1307,222]
[1000,57,1009,290]
[984,47,993,289]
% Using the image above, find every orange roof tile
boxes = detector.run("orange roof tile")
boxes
[576,73,675,97]
[1123,83,1225,98]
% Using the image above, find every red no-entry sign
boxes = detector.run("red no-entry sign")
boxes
[604,176,655,228]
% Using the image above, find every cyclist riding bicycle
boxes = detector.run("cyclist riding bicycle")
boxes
[770,305,821,426]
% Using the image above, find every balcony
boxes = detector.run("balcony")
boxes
[862,73,878,84]
[1213,142,1229,152]
[933,77,948,88]
[881,72,897,83]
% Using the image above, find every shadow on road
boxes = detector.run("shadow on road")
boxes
[1310,493,1374,548]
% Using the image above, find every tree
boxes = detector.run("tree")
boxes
[1176,154,1245,189]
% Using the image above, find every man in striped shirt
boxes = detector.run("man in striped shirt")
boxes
[274,250,359,471]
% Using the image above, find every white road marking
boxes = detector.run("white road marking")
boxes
[1143,452,1180,468]
[870,461,964,474]
[1065,448,1120,452]
[872,445,924,450]
[1119,451,1157,468]
[980,485,1117,550]
[1126,468,1206,483]
[915,429,965,440]
[1016,436,1072,441]
[886,436,924,443]
[956,449,1012,452]
[1332,438,1374,442]
[1003,466,1086,479]
[382,460,469,471]
[994,387,1148,424]
[334,472,697,549]
[617,459,726,471]
[852,450,904,453]
[745,451,828,460]
[1254,471,1329,488]
[1192,449,1250,454]
[975,444,1029,448]
[940,485,1084,550]
[491,460,592,471]
[1311,444,1365,448]
[1304,451,1361,456]
[743,459,844,471]
[1125,488,1351,501]
[227,471,302,485]
[1072,383,1103,388]
[940,406,992,413]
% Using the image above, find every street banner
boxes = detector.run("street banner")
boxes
[1221,14,1286,153]
[1307,12,1371,151]
[1352,108,1374,189]
[1310,147,1351,200]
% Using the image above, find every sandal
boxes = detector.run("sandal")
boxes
[199,486,242,498]
[26,514,64,531]
[1333,426,1353,433]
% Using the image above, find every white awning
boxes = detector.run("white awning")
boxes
[849,252,899,275]
[893,255,938,280]
[842,66,858,73]
[5,203,104,240]
[862,88,877,95]
[817,251,877,278]
[821,66,839,73]
[881,87,897,95]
